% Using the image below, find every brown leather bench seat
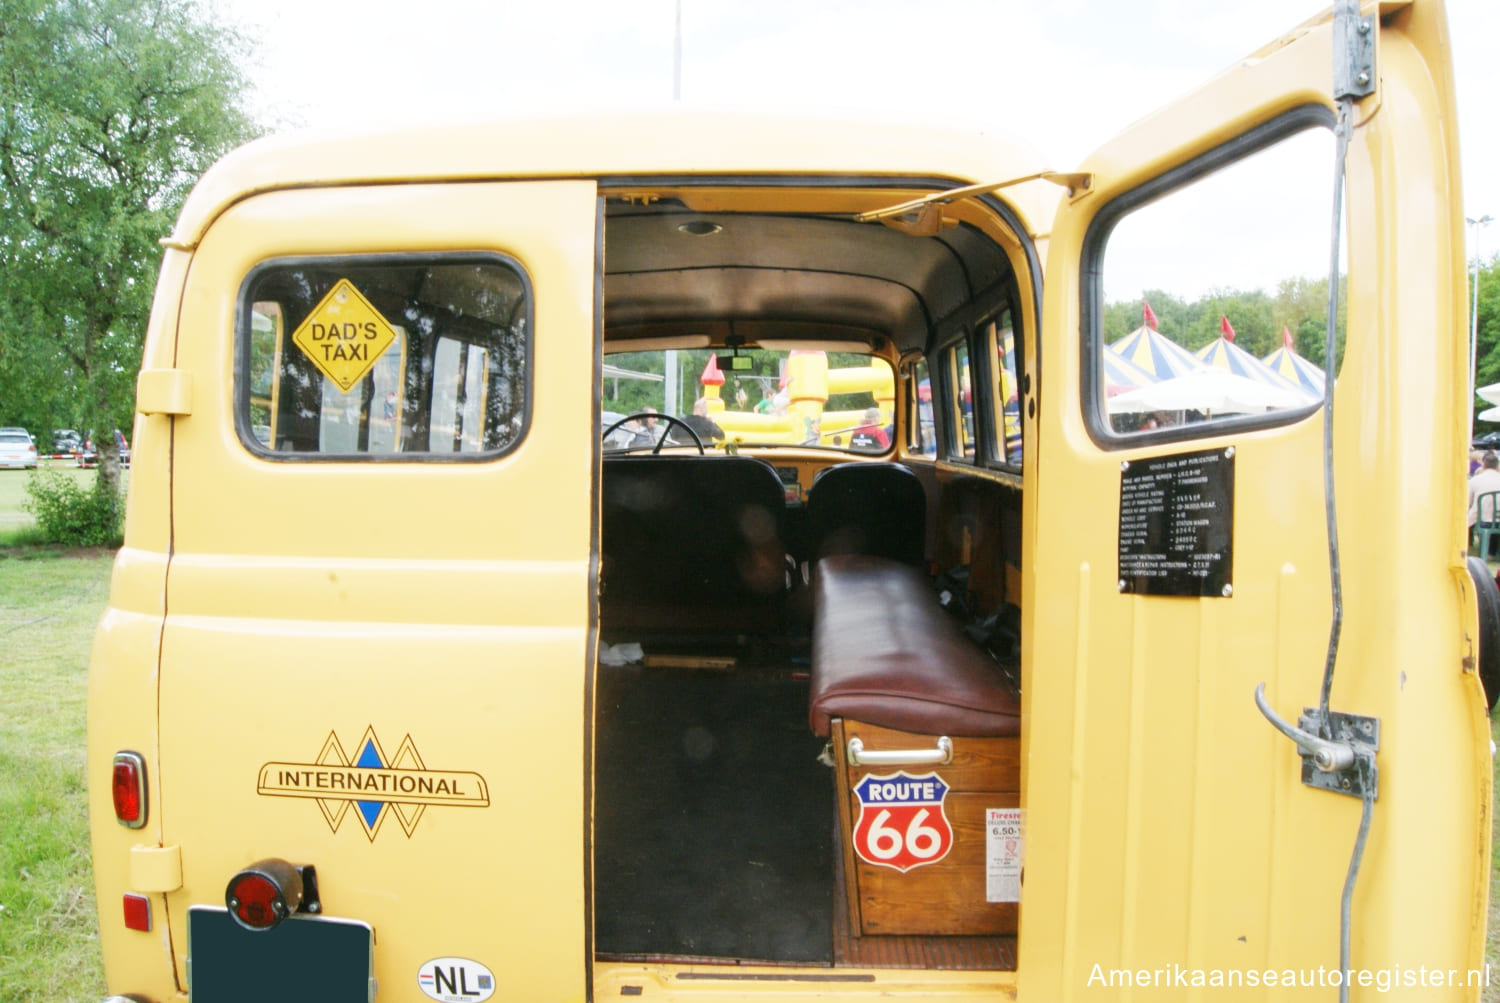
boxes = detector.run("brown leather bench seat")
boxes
[809,553,1020,738]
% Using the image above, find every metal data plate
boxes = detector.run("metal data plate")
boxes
[187,906,374,1003]
[1117,447,1235,597]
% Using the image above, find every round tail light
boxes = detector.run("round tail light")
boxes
[225,859,303,931]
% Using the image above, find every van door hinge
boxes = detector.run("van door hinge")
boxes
[1254,684,1379,799]
[129,843,183,892]
[136,368,192,416]
[1333,2,1376,101]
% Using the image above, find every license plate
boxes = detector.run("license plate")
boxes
[187,906,373,1003]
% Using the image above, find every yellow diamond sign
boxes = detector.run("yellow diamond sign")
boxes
[291,279,399,394]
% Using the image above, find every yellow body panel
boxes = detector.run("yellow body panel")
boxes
[1025,2,1487,999]
[85,3,1486,1001]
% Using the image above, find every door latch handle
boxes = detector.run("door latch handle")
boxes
[1254,683,1379,799]
[1254,683,1353,771]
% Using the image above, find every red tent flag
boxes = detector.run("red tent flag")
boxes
[1142,300,1159,331]
[1282,324,1294,349]
[1220,314,1236,342]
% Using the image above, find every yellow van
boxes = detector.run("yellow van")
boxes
[89,2,1495,1000]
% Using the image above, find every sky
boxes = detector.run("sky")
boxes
[215,0,1498,295]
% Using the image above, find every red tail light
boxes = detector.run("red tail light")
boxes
[226,859,304,932]
[111,752,147,828]
[122,893,151,932]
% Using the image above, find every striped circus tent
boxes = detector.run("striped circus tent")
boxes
[1103,344,1156,395]
[1195,336,1307,394]
[1261,326,1327,396]
[1261,345,1326,395]
[1109,325,1204,380]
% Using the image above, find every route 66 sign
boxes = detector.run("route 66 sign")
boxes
[851,771,954,872]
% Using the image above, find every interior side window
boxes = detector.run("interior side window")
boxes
[431,339,492,453]
[247,303,284,448]
[321,329,406,453]
[985,314,1022,467]
[943,341,976,461]
[238,256,530,459]
[1091,120,1338,440]
[907,357,935,456]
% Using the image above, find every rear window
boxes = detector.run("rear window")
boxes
[237,255,530,459]
[0,434,30,445]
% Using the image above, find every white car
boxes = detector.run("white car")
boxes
[0,429,38,469]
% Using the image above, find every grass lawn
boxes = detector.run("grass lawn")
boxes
[0,551,111,1002]
[0,469,42,532]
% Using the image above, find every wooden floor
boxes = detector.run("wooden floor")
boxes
[830,833,1017,971]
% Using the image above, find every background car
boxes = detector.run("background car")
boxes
[601,411,639,451]
[52,429,82,454]
[77,429,130,468]
[0,429,38,469]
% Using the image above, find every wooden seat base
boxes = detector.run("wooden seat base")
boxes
[832,719,1020,938]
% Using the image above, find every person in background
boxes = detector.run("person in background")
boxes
[849,407,890,451]
[1468,450,1500,531]
[628,406,661,449]
[670,398,725,445]
[1470,449,1484,476]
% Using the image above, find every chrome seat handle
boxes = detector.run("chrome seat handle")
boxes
[847,735,953,767]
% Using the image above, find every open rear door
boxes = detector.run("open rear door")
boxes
[1024,0,1487,995]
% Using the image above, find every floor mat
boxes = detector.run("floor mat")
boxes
[593,667,834,963]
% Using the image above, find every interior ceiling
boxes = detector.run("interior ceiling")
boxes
[602,207,1011,355]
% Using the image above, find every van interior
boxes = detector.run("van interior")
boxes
[592,184,1027,970]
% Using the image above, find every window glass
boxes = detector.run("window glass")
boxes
[1096,124,1339,437]
[247,304,283,448]
[986,314,1022,466]
[944,341,976,460]
[239,257,528,458]
[601,348,891,454]
[908,358,935,456]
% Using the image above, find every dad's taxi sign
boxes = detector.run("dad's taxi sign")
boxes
[291,278,399,393]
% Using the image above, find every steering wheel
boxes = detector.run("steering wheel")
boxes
[602,412,705,455]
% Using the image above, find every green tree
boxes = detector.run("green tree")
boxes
[0,0,260,491]
[1104,279,1346,374]
[1470,255,1500,435]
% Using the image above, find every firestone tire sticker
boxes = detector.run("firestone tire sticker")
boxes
[418,957,495,1002]
[851,771,954,872]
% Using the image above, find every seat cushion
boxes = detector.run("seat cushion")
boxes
[810,554,1019,738]
[601,455,787,633]
[804,461,926,567]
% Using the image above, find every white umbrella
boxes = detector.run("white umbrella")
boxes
[1479,405,1500,422]
[1478,383,1500,407]
[1107,366,1317,416]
